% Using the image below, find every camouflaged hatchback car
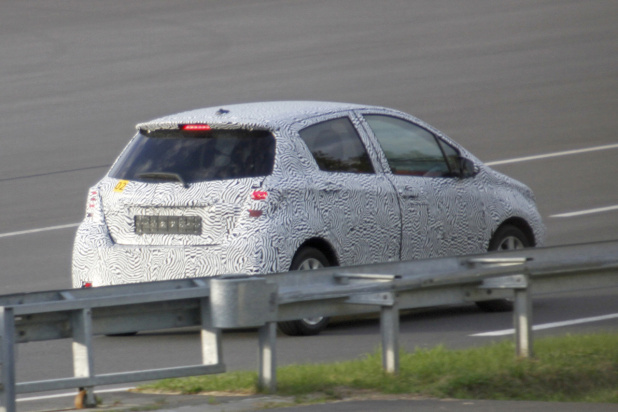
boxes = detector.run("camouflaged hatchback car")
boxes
[72,101,545,334]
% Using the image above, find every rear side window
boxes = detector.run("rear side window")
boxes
[298,117,374,173]
[109,128,275,183]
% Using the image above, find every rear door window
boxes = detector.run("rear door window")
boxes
[109,128,275,183]
[298,117,374,173]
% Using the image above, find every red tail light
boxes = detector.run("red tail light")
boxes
[87,191,98,211]
[85,189,103,221]
[251,190,268,200]
[248,210,263,218]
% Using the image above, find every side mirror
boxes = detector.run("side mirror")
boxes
[459,157,478,178]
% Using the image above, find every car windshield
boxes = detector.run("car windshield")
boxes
[109,128,276,183]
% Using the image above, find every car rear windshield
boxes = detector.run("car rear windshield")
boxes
[109,128,276,184]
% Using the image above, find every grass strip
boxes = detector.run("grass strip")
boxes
[139,332,618,403]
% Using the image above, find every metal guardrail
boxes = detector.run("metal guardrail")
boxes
[1,241,618,411]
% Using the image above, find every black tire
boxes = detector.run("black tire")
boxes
[487,225,531,252]
[278,247,331,336]
[476,225,531,312]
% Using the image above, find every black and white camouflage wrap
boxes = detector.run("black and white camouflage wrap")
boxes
[72,101,545,288]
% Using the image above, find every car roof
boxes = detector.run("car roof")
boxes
[136,101,382,131]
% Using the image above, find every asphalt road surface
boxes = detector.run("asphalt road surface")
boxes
[1,1,617,410]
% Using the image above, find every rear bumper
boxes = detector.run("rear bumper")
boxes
[71,222,273,288]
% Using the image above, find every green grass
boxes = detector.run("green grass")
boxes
[139,332,618,403]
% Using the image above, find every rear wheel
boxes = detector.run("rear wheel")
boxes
[278,247,331,336]
[476,225,531,312]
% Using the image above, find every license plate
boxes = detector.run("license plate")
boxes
[134,215,202,235]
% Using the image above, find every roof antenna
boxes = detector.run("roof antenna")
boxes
[216,108,230,115]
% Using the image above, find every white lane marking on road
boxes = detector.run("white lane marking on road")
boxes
[485,143,618,166]
[550,205,618,218]
[471,313,618,337]
[17,386,136,402]
[0,223,80,239]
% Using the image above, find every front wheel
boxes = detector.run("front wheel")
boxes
[278,247,331,336]
[476,225,531,312]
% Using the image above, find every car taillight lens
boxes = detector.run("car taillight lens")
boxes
[248,190,268,217]
[85,187,104,223]
[251,190,268,200]
[248,210,263,218]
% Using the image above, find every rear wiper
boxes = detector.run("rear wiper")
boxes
[137,172,189,188]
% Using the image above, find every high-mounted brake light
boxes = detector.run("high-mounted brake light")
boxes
[251,191,268,200]
[181,124,211,131]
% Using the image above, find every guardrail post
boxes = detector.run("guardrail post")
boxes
[0,307,16,412]
[200,298,222,366]
[341,282,400,375]
[469,257,533,358]
[380,298,399,374]
[513,274,533,358]
[210,276,278,393]
[258,322,277,393]
[72,308,96,407]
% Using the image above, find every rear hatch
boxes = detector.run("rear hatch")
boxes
[102,125,275,246]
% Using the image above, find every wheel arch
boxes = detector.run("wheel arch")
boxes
[293,238,339,268]
[494,217,536,247]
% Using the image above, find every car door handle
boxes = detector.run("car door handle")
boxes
[322,183,343,193]
[399,187,419,199]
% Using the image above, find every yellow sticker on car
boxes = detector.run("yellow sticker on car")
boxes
[114,180,129,193]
